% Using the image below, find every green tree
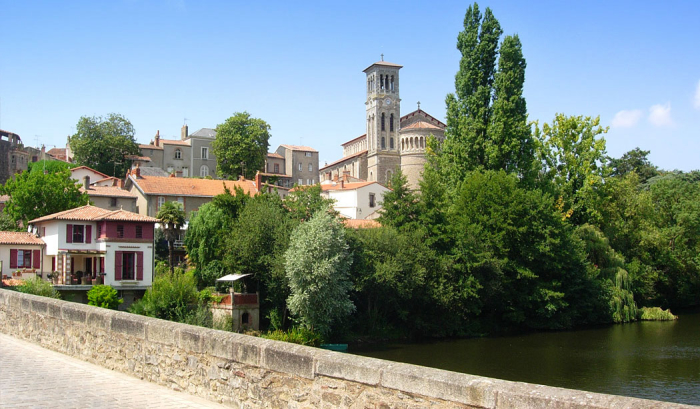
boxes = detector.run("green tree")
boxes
[442,3,502,186]
[213,112,271,179]
[27,159,71,174]
[87,285,123,309]
[156,201,186,274]
[378,168,418,230]
[69,113,140,177]
[283,184,335,222]
[0,213,20,231]
[535,114,609,224]
[285,208,355,336]
[608,147,659,183]
[1,169,89,226]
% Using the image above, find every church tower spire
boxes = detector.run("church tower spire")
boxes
[364,59,402,185]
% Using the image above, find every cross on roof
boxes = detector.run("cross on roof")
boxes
[417,101,421,110]
[381,53,384,61]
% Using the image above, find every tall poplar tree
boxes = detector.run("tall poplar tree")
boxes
[441,3,533,187]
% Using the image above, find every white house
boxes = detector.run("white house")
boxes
[0,231,46,280]
[28,205,158,290]
[320,180,391,220]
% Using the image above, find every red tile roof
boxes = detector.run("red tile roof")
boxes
[70,166,110,179]
[160,139,190,146]
[320,150,368,170]
[80,186,137,198]
[400,109,446,128]
[46,148,71,162]
[130,175,258,197]
[321,181,376,191]
[267,152,284,159]
[0,231,45,245]
[280,144,317,153]
[139,144,164,151]
[401,120,443,130]
[29,205,158,223]
[343,219,381,229]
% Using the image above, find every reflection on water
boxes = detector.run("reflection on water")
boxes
[352,310,700,405]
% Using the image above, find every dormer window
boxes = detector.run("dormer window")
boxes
[175,149,182,159]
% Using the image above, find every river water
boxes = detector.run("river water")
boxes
[352,309,700,405]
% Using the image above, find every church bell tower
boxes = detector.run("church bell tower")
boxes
[364,57,402,185]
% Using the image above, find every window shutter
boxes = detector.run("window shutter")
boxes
[52,257,56,271]
[114,251,123,280]
[66,224,73,243]
[136,252,144,280]
[10,249,17,268]
[32,250,40,269]
[86,225,92,243]
[100,257,104,273]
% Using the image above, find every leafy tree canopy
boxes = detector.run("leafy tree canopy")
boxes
[1,169,89,226]
[69,113,140,177]
[27,159,71,174]
[283,184,335,222]
[608,147,659,183]
[156,201,186,273]
[213,112,271,179]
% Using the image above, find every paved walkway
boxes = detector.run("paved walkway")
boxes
[0,333,228,408]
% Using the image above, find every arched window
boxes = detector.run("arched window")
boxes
[381,113,385,131]
[420,137,424,148]
[390,75,394,91]
[402,139,405,151]
[387,170,392,182]
[390,114,394,131]
[410,138,414,149]
[381,137,386,149]
[390,137,394,149]
[200,165,209,178]
[174,149,181,159]
[380,74,384,90]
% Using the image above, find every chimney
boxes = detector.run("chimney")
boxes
[255,171,262,192]
[333,173,339,182]
[341,179,345,189]
[239,175,245,182]
[133,163,141,178]
[119,178,124,188]
[181,124,189,140]
[155,130,160,147]
[343,170,350,182]
[83,175,91,190]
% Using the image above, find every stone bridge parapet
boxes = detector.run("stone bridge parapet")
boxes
[0,289,694,408]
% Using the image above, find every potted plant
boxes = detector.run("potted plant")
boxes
[94,273,105,285]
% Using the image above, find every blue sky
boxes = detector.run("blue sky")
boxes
[1,1,698,171]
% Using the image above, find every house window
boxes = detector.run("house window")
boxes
[307,179,311,185]
[369,193,376,208]
[17,250,32,268]
[136,225,143,239]
[201,147,208,159]
[167,166,174,174]
[298,179,303,186]
[175,149,182,159]
[298,163,302,171]
[110,197,118,207]
[274,163,279,173]
[381,137,386,149]
[158,196,165,209]
[182,167,189,177]
[177,197,184,207]
[117,225,124,238]
[73,225,85,243]
[305,152,312,157]
[97,224,102,238]
[390,138,394,149]
[122,252,135,280]
[308,163,313,172]
[200,165,209,177]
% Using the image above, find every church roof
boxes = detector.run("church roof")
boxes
[401,121,443,130]
[342,134,366,147]
[363,61,403,72]
[320,150,367,171]
[400,109,446,128]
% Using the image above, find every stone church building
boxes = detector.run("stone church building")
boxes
[320,59,445,189]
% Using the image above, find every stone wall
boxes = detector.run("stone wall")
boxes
[0,288,692,408]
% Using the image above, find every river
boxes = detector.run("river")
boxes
[352,309,700,405]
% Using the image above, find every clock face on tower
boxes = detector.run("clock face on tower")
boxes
[384,98,392,106]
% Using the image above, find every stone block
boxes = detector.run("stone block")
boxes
[21,296,31,312]
[179,326,204,353]
[146,319,180,346]
[30,298,48,315]
[0,289,6,305]
[316,351,386,386]
[87,309,114,330]
[202,329,233,360]
[62,303,89,324]
[230,333,264,366]
[262,341,316,380]
[381,362,497,407]
[111,312,146,339]
[46,299,62,318]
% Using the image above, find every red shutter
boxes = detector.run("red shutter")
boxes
[100,257,104,273]
[86,225,92,243]
[10,249,17,268]
[66,224,73,243]
[52,257,55,271]
[114,251,122,280]
[136,252,144,280]
[32,250,40,269]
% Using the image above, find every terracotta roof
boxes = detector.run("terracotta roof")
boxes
[280,144,317,153]
[94,176,122,185]
[321,181,376,191]
[160,139,190,146]
[130,175,258,197]
[258,172,292,178]
[139,144,163,151]
[342,134,367,147]
[267,152,284,159]
[70,166,109,178]
[400,109,446,128]
[80,186,137,198]
[401,121,443,130]
[343,219,381,229]
[363,61,403,72]
[29,205,157,224]
[0,231,45,245]
[319,150,368,170]
[125,155,152,161]
[46,147,70,161]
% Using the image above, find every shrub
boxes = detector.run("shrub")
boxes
[16,277,60,299]
[261,327,324,347]
[87,285,123,309]
[638,307,678,321]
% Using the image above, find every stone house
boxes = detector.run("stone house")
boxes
[138,126,217,178]
[262,144,320,189]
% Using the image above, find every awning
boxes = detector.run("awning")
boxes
[217,273,252,282]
